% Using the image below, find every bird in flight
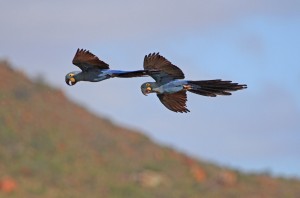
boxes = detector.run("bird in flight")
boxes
[141,53,247,113]
[65,49,150,86]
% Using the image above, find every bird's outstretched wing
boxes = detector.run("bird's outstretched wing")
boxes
[157,91,190,113]
[72,49,109,71]
[144,53,185,84]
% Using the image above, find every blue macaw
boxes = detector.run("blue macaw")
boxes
[65,49,150,86]
[141,53,247,113]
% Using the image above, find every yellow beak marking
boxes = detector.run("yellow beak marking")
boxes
[146,87,152,91]
[70,77,76,83]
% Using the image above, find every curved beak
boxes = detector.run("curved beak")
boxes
[65,78,71,86]
[141,88,148,96]
[142,91,148,96]
[65,77,76,86]
[142,87,152,96]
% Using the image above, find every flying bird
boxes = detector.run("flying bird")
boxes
[65,49,150,86]
[141,53,247,113]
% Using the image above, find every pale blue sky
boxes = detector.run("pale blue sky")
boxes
[1,0,299,177]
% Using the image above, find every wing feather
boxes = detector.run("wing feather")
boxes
[157,91,190,113]
[72,49,109,71]
[144,53,185,84]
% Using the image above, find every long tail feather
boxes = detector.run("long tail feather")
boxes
[187,79,247,97]
[113,70,149,78]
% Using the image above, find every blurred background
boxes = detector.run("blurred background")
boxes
[0,0,300,191]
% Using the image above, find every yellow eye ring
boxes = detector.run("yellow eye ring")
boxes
[69,73,74,77]
[146,83,150,87]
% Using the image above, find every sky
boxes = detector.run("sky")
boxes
[1,0,300,177]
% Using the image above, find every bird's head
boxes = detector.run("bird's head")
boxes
[65,71,80,86]
[141,82,156,96]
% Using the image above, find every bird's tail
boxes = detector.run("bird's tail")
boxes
[187,80,247,97]
[113,70,149,78]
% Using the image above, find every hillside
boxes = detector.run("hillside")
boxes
[0,61,299,197]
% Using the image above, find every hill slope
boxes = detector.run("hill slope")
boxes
[0,61,299,197]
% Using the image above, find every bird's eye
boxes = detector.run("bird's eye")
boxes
[146,83,150,87]
[69,73,74,77]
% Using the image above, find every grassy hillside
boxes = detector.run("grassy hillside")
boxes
[0,61,299,197]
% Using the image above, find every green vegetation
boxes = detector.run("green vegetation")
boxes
[0,61,299,197]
